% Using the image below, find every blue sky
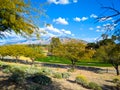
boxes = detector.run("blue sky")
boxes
[0,0,119,45]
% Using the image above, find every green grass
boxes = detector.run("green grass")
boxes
[36,56,112,67]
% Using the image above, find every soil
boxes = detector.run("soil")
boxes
[0,63,119,90]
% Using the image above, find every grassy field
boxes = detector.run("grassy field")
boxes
[36,56,112,67]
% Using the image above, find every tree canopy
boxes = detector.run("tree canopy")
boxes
[0,0,44,37]
[52,40,95,69]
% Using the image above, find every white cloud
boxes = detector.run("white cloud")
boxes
[61,29,71,34]
[73,17,88,22]
[96,26,101,29]
[53,17,68,25]
[89,27,94,30]
[73,0,78,3]
[81,17,88,21]
[42,25,72,36]
[96,29,100,32]
[45,25,61,33]
[73,17,81,22]
[90,14,98,18]
[47,0,69,5]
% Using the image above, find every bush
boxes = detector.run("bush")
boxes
[8,68,25,84]
[62,72,70,79]
[113,78,120,83]
[53,72,62,79]
[88,82,102,90]
[41,67,53,76]
[27,73,52,85]
[2,68,11,74]
[75,75,88,87]
[67,68,75,72]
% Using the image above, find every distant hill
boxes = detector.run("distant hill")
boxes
[0,37,87,45]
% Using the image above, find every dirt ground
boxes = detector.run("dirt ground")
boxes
[0,62,119,90]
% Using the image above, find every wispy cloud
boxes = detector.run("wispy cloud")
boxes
[96,26,101,29]
[73,17,88,22]
[47,0,69,5]
[53,17,68,25]
[90,14,98,18]
[40,25,73,37]
[73,0,78,3]
[81,17,88,21]
[89,27,94,30]
[73,17,80,22]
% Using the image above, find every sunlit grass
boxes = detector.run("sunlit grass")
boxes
[36,56,112,67]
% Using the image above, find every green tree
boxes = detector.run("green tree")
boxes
[94,43,120,75]
[48,37,61,55]
[109,44,120,75]
[0,0,44,37]
[53,40,95,69]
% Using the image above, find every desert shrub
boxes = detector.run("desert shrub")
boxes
[62,72,70,79]
[8,68,25,84]
[75,75,88,87]
[41,67,53,76]
[1,65,11,73]
[25,67,40,75]
[113,78,120,90]
[2,68,11,74]
[53,72,62,79]
[67,68,75,72]
[27,73,52,85]
[88,82,102,90]
[113,78,120,83]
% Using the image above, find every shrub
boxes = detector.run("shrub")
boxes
[2,68,11,74]
[88,82,102,90]
[62,72,70,79]
[25,67,40,75]
[27,73,52,85]
[75,75,88,87]
[113,78,120,83]
[8,68,25,84]
[41,67,53,76]
[67,68,75,72]
[53,72,62,79]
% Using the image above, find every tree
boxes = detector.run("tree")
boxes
[94,42,120,75]
[0,0,44,37]
[109,44,120,75]
[53,40,95,69]
[48,37,61,56]
[97,1,120,42]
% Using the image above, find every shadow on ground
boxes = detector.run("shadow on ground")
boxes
[0,59,111,74]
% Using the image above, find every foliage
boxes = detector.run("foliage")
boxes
[75,75,88,87]
[48,37,61,56]
[41,67,54,76]
[88,82,102,90]
[8,67,26,84]
[0,0,44,37]
[113,78,120,83]
[62,72,70,79]
[0,45,44,63]
[94,42,120,75]
[53,72,62,79]
[67,68,75,72]
[53,40,95,69]
[27,73,52,85]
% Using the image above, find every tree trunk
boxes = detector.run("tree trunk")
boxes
[71,60,76,70]
[115,65,119,75]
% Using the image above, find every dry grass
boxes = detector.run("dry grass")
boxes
[0,61,119,90]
